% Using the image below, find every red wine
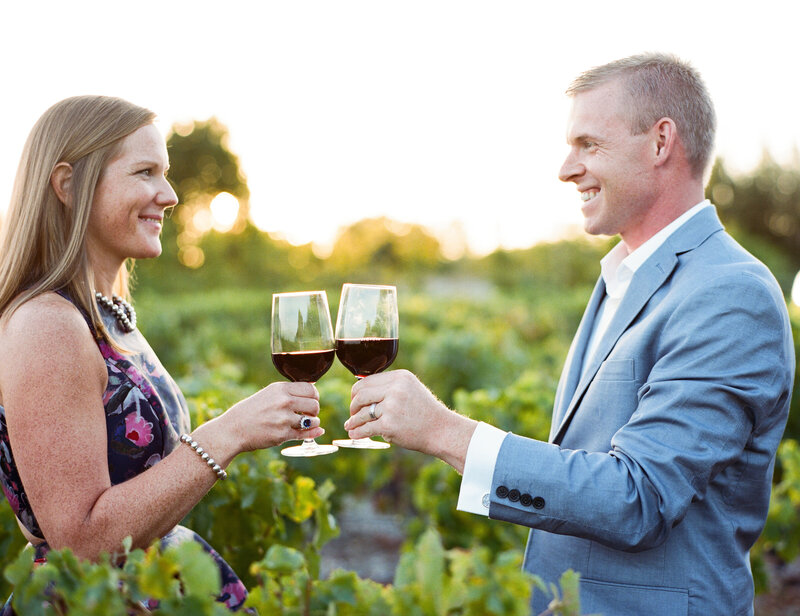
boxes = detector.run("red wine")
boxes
[335,338,398,377]
[272,349,334,382]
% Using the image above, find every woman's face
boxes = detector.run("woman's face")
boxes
[86,124,178,282]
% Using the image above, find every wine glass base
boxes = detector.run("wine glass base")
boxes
[281,442,339,457]
[332,437,390,449]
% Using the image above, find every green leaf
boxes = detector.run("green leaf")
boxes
[263,545,306,574]
[415,529,446,614]
[170,540,221,598]
[138,546,181,599]
[3,545,36,587]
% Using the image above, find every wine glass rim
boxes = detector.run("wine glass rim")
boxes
[342,283,396,290]
[273,290,328,297]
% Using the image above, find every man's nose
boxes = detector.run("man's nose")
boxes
[558,151,583,183]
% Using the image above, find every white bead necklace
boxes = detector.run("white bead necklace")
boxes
[95,292,137,333]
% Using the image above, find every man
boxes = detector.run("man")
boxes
[344,53,795,615]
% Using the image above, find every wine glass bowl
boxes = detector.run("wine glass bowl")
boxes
[271,291,338,457]
[333,284,398,449]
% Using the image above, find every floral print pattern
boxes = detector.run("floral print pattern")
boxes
[0,293,249,612]
[124,409,155,447]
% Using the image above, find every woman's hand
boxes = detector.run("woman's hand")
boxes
[343,370,477,473]
[211,382,325,454]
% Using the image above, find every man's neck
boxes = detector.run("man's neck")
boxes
[621,183,705,252]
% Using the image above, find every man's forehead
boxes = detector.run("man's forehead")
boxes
[566,83,627,135]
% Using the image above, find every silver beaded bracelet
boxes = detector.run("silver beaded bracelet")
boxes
[180,434,228,481]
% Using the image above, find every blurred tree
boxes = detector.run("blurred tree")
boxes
[326,217,444,282]
[166,118,250,264]
[707,153,800,291]
[475,237,610,295]
[134,117,251,287]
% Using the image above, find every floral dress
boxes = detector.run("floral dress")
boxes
[0,293,249,612]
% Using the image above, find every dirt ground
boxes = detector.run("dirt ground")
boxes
[755,554,800,615]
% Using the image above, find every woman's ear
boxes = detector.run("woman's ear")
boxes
[50,162,74,207]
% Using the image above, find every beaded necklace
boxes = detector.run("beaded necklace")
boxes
[94,292,137,333]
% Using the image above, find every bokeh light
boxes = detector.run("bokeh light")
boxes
[210,192,240,232]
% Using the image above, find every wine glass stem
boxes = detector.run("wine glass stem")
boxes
[304,380,320,446]
[349,376,369,445]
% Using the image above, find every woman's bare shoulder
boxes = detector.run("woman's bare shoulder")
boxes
[1,292,89,342]
[0,293,104,399]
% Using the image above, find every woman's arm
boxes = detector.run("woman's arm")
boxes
[0,292,320,560]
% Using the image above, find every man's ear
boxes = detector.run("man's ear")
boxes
[653,117,677,167]
[50,162,74,207]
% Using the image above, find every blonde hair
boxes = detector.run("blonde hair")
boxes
[566,52,716,179]
[0,95,156,344]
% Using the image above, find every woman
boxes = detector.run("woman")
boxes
[0,96,324,612]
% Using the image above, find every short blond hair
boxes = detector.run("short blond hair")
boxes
[0,95,156,343]
[567,53,716,179]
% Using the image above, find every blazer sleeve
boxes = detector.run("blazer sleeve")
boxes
[488,270,794,552]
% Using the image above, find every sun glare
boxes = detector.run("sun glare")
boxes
[210,192,240,232]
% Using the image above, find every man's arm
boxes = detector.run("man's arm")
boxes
[487,273,793,550]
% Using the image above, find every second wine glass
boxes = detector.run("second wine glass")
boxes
[333,283,398,450]
[271,290,338,457]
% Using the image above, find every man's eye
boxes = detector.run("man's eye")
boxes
[138,168,152,176]
[583,141,597,150]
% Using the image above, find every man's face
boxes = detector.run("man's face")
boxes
[559,80,657,246]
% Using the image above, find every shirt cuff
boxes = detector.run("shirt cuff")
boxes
[456,422,508,516]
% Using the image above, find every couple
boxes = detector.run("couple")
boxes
[0,52,793,615]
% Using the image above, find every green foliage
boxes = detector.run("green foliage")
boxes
[408,371,556,551]
[474,238,611,293]
[785,305,800,442]
[167,118,250,207]
[391,528,532,615]
[0,499,27,600]
[533,569,601,616]
[3,530,590,615]
[751,438,800,593]
[4,538,231,615]
[708,155,800,290]
[326,218,445,284]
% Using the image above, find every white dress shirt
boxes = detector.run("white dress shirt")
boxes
[456,200,712,515]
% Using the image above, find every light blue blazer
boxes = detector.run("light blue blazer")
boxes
[489,207,795,615]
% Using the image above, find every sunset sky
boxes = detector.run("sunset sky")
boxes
[2,1,798,257]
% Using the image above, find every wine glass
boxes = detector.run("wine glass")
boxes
[332,283,398,449]
[271,291,338,457]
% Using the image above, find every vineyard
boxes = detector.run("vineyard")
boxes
[1,250,798,613]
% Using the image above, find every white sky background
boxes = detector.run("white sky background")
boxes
[1,1,799,257]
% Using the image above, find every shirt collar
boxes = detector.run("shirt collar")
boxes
[600,200,712,299]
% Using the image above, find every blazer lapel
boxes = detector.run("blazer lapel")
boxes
[549,206,725,445]
[549,276,606,442]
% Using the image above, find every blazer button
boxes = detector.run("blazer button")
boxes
[496,485,509,499]
[508,489,521,502]
[532,496,545,510]
[520,493,532,507]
